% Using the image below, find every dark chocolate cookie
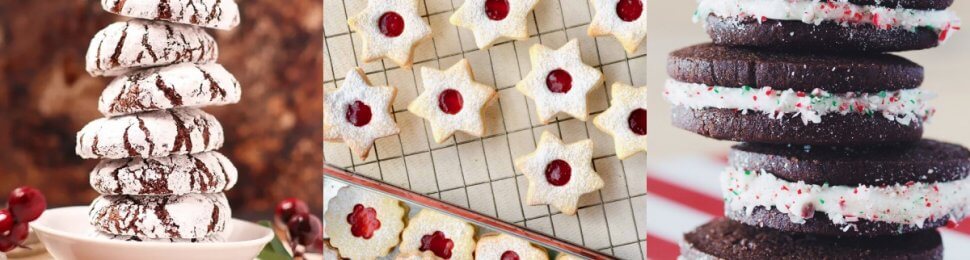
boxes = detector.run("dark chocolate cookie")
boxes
[91,151,238,196]
[670,106,924,145]
[667,43,923,93]
[681,218,943,260]
[705,15,943,53]
[848,0,954,10]
[89,193,230,239]
[730,139,970,186]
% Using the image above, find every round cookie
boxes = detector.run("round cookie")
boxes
[665,43,933,145]
[89,193,230,239]
[101,0,240,30]
[474,233,548,260]
[722,139,970,236]
[91,151,238,196]
[76,108,224,159]
[86,19,218,77]
[91,231,227,243]
[695,0,961,52]
[99,63,241,117]
[680,218,943,260]
[399,210,476,260]
[324,186,406,260]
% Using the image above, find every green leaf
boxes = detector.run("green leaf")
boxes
[257,220,293,260]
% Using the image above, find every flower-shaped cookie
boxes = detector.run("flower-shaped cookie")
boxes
[450,0,540,49]
[588,0,646,54]
[516,40,603,124]
[324,68,400,160]
[348,0,432,69]
[399,210,476,260]
[324,186,406,260]
[515,132,604,215]
[594,83,646,159]
[475,233,548,259]
[408,59,497,143]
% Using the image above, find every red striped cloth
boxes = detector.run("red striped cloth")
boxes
[646,154,970,260]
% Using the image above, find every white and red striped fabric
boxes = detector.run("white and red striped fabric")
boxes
[646,154,970,260]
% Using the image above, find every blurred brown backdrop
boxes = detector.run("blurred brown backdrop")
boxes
[0,0,323,219]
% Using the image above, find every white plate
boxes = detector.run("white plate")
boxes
[30,206,274,260]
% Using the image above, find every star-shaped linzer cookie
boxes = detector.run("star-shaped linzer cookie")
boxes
[450,0,540,49]
[348,0,432,69]
[515,132,604,215]
[589,0,646,54]
[408,59,497,143]
[324,68,400,160]
[594,83,646,159]
[516,39,603,124]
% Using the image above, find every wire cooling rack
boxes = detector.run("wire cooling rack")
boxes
[324,0,646,258]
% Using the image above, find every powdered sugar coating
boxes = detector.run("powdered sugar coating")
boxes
[86,20,218,77]
[450,0,540,49]
[594,83,647,159]
[408,59,497,143]
[324,186,406,260]
[89,193,230,239]
[91,151,238,196]
[515,132,604,215]
[76,108,224,159]
[399,210,476,260]
[347,0,431,68]
[101,0,240,30]
[90,231,228,243]
[99,63,241,117]
[588,0,647,54]
[475,233,548,259]
[515,40,604,123]
[323,68,400,160]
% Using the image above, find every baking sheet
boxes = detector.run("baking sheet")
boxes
[324,0,646,258]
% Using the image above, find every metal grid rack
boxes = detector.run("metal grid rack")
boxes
[324,0,646,258]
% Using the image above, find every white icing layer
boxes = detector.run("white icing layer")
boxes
[696,0,961,37]
[721,167,970,226]
[663,79,935,125]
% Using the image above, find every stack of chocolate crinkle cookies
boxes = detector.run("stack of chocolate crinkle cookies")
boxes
[664,0,966,259]
[75,0,241,243]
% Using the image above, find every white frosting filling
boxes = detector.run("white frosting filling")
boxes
[664,79,935,125]
[721,167,970,227]
[696,0,961,40]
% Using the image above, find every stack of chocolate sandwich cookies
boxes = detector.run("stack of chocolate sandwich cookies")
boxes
[666,0,965,258]
[77,0,241,243]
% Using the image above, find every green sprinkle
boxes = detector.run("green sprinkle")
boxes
[744,170,752,175]
[820,199,826,204]
[742,85,751,92]
[878,91,887,98]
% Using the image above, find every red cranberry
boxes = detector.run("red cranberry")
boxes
[378,12,405,37]
[628,108,646,136]
[484,0,510,21]
[346,204,381,239]
[0,209,13,233]
[437,89,464,115]
[545,69,573,94]
[8,186,46,223]
[275,198,310,224]
[616,0,643,22]
[287,212,323,246]
[346,100,373,127]
[419,231,454,259]
[0,238,15,252]
[544,160,572,186]
[501,250,520,260]
[1,222,30,252]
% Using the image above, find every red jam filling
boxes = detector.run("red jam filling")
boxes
[419,231,454,259]
[545,69,573,94]
[484,0,511,21]
[378,12,405,37]
[616,0,643,22]
[544,159,572,186]
[501,251,520,260]
[346,204,381,239]
[628,108,646,136]
[346,100,373,127]
[438,89,464,115]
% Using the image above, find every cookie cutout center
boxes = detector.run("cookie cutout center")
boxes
[346,204,381,239]
[378,12,405,37]
[345,100,373,127]
[628,108,646,136]
[419,231,454,259]
[616,0,643,22]
[544,159,572,186]
[438,89,465,115]
[501,251,520,260]
[545,69,573,94]
[484,0,511,21]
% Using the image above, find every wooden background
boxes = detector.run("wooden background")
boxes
[0,0,323,219]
